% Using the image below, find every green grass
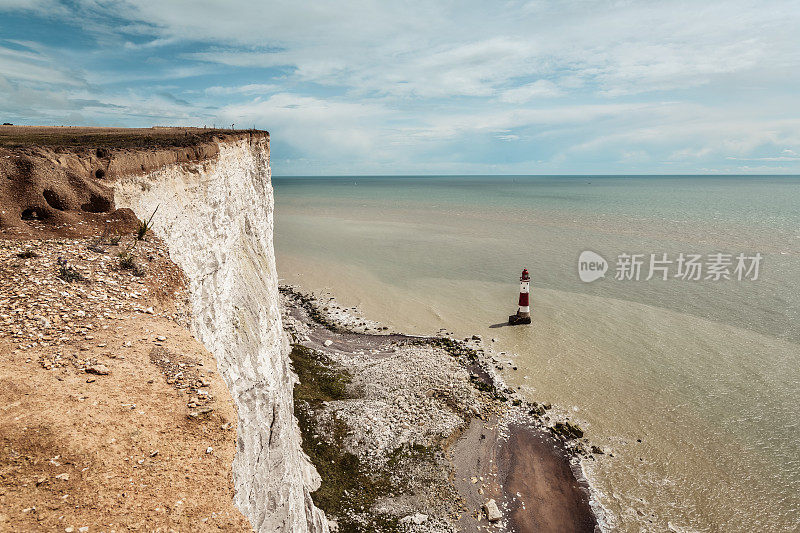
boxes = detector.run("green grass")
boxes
[136,206,159,240]
[290,344,404,532]
[118,251,135,270]
[291,344,351,404]
[117,251,144,276]
[0,126,267,149]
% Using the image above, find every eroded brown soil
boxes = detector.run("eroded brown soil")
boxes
[0,126,267,240]
[0,236,250,532]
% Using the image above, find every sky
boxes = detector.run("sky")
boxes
[1,0,799,175]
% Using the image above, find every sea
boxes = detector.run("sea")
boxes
[272,175,800,532]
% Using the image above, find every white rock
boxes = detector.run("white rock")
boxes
[323,339,333,347]
[484,499,502,522]
[399,513,428,525]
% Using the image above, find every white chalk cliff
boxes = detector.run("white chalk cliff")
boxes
[114,135,328,532]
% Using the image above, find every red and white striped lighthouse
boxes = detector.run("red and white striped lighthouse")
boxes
[508,268,532,325]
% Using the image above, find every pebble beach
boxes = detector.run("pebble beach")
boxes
[280,286,601,532]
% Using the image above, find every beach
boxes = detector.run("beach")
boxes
[280,286,599,531]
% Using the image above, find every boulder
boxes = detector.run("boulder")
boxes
[508,314,531,325]
[483,499,502,522]
[399,513,428,525]
[85,364,110,375]
[552,421,584,440]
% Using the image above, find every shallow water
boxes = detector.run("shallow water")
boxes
[273,175,800,532]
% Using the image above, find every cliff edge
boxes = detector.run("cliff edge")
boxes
[0,127,328,532]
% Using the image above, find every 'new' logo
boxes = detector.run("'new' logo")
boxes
[578,251,607,282]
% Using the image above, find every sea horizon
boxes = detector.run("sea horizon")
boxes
[274,173,800,178]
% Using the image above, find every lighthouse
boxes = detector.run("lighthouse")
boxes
[508,268,532,325]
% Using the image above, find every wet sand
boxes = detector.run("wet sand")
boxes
[499,423,596,532]
[448,417,597,532]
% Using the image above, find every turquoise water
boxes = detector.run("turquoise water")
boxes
[273,175,800,532]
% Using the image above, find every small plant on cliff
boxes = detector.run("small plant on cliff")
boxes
[87,234,106,253]
[117,251,145,276]
[56,257,85,283]
[118,251,135,270]
[16,249,38,259]
[136,205,159,240]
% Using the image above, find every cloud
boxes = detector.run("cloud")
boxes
[0,0,66,14]
[0,43,84,85]
[106,0,800,99]
[205,84,279,96]
[499,80,563,103]
[1,0,799,173]
[726,156,800,162]
[405,101,662,141]
[216,93,395,157]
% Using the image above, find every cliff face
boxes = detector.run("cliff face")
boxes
[113,135,328,532]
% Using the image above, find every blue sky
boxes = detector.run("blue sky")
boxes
[1,0,799,175]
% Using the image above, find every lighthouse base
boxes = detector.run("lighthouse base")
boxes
[508,314,532,325]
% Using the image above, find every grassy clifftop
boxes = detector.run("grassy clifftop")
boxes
[0,126,268,149]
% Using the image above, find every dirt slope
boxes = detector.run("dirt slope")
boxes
[0,234,251,532]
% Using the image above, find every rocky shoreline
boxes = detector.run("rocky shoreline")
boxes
[280,286,601,532]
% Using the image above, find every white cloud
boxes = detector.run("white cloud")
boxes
[216,93,396,159]
[499,80,563,103]
[669,147,713,160]
[204,84,279,96]
[0,0,65,13]
[726,156,800,162]
[406,101,661,140]
[102,0,800,99]
[0,43,84,85]
[2,0,800,173]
